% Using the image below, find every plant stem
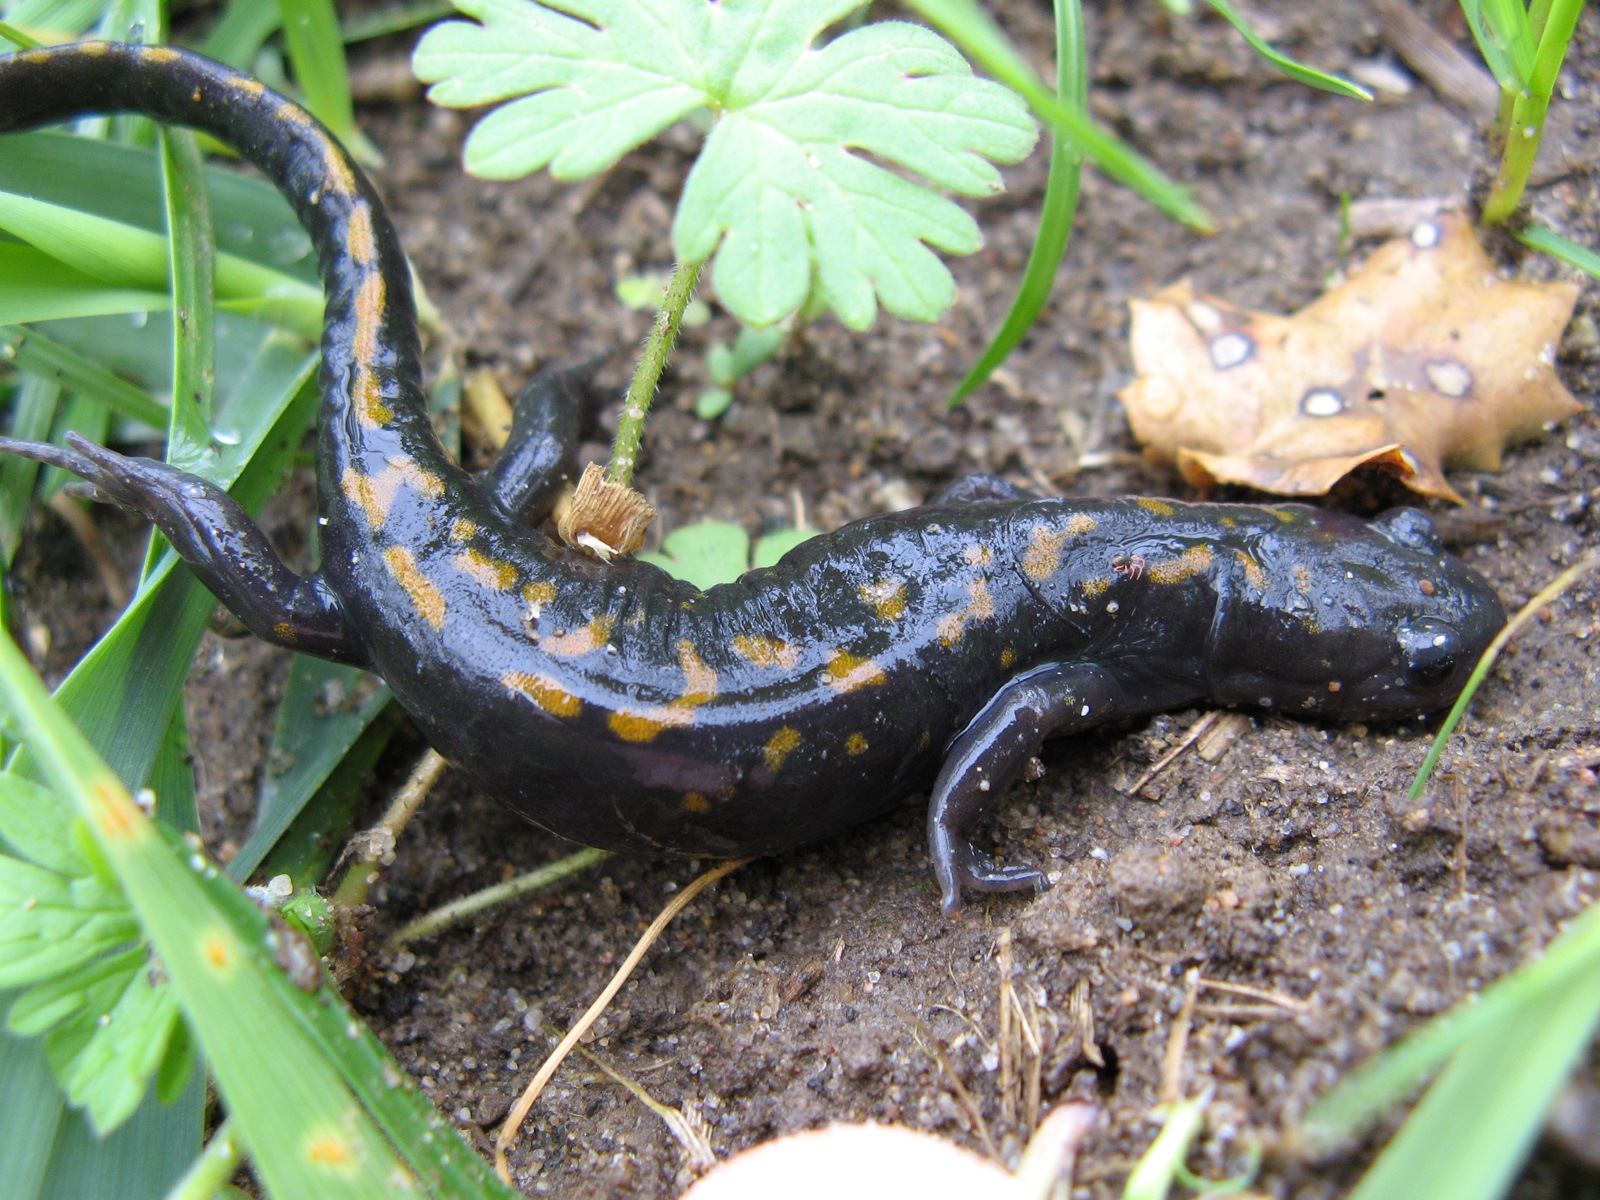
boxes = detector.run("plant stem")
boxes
[1481,0,1585,225]
[164,1117,242,1200]
[607,258,703,487]
[385,847,609,947]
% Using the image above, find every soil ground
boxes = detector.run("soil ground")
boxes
[13,1,1600,1196]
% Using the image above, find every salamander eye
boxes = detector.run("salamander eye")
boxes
[1398,618,1461,687]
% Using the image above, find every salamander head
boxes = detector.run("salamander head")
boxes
[1206,506,1505,720]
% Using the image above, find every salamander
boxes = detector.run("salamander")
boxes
[0,43,1506,912]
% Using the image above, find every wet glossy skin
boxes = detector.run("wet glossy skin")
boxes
[0,44,1507,911]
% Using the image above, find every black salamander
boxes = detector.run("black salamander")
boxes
[0,44,1506,912]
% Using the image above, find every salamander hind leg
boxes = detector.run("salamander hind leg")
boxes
[929,662,1122,914]
[0,434,366,666]
[480,362,599,523]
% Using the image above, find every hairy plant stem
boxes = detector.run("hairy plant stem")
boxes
[1480,0,1585,226]
[606,257,703,487]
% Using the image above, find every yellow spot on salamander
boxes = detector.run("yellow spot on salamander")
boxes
[1220,515,1237,528]
[823,650,886,694]
[845,733,869,756]
[347,204,377,266]
[732,634,800,671]
[351,271,391,426]
[503,672,581,717]
[1000,648,1016,668]
[918,730,932,751]
[1293,565,1313,593]
[201,930,235,972]
[1135,497,1176,517]
[523,581,557,606]
[383,546,445,629]
[340,458,443,528]
[143,45,177,62]
[1271,508,1296,523]
[1235,550,1268,591]
[1022,515,1094,581]
[274,621,295,640]
[677,640,718,703]
[607,708,691,743]
[1081,577,1110,599]
[542,616,617,657]
[859,577,906,622]
[765,727,802,772]
[605,641,718,742]
[449,517,478,541]
[964,544,993,567]
[1022,525,1067,581]
[1147,545,1215,586]
[936,577,997,647]
[682,792,711,814]
[454,549,517,591]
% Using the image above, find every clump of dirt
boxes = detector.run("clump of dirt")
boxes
[9,1,1600,1197]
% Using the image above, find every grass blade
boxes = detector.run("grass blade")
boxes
[949,0,1084,405]
[1517,223,1600,280]
[0,243,168,326]
[0,192,323,340]
[197,0,284,69]
[0,374,61,565]
[1203,0,1373,99]
[1348,957,1600,1200]
[905,0,1214,232]
[0,634,425,1200]
[1302,898,1600,1149]
[229,657,392,883]
[158,128,217,464]
[275,0,380,163]
[0,326,167,430]
[341,0,452,43]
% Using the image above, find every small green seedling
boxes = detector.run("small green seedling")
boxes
[416,0,1037,485]
[640,520,816,589]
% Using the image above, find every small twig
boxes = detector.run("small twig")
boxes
[47,492,129,608]
[568,1037,716,1172]
[385,847,610,948]
[1071,976,1103,1068]
[164,1116,241,1200]
[1010,987,1044,1134]
[1373,0,1498,119]
[1158,968,1201,1106]
[1453,775,1471,898]
[998,926,1017,1125]
[494,856,752,1183]
[1124,712,1221,797]
[333,748,448,907]
[1192,1002,1297,1022]
[915,1021,1001,1162]
[1197,977,1310,1013]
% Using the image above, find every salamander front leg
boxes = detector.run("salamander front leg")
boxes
[929,662,1122,914]
[0,434,367,666]
[480,363,597,523]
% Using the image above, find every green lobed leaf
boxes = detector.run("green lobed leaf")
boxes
[642,519,818,585]
[416,0,1037,328]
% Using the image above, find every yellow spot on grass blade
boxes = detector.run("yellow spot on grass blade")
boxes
[305,1129,357,1172]
[503,672,581,717]
[201,930,236,973]
[383,547,445,629]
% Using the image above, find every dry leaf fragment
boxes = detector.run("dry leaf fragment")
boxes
[1121,211,1581,502]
